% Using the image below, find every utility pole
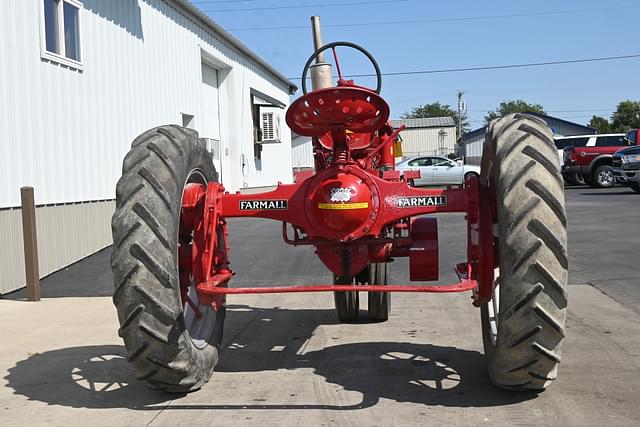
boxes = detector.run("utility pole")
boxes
[456,90,467,158]
[456,90,466,142]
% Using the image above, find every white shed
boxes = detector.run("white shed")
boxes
[291,133,314,172]
[390,117,457,159]
[0,0,297,294]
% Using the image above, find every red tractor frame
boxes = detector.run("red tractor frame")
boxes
[111,42,568,394]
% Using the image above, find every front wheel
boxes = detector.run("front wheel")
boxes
[591,165,614,188]
[631,183,640,193]
[368,263,390,322]
[564,172,585,186]
[464,172,479,187]
[480,114,568,392]
[111,125,225,392]
[334,273,361,322]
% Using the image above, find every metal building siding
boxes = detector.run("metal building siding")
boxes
[0,201,114,295]
[0,0,293,208]
[550,121,596,137]
[390,117,456,128]
[399,127,457,158]
[291,135,314,169]
[0,209,25,294]
[35,201,114,280]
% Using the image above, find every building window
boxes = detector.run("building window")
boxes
[41,0,82,67]
[182,113,195,129]
[257,108,282,143]
[44,0,60,54]
[251,94,284,161]
[261,112,276,142]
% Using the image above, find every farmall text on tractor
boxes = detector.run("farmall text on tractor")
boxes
[111,40,568,393]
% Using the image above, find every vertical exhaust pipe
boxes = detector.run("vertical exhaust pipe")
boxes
[310,16,333,91]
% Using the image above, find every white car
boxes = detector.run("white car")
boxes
[396,155,481,186]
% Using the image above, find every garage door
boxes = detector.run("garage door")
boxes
[201,63,221,176]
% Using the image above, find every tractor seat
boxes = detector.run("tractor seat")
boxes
[286,86,390,138]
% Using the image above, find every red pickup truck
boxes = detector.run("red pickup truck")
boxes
[562,131,639,187]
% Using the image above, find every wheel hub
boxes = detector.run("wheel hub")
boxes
[178,178,228,348]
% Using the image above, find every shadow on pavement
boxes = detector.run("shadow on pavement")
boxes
[1,247,114,300]
[5,305,536,410]
[579,190,639,196]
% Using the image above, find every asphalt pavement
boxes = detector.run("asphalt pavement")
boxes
[5,184,639,314]
[1,184,639,426]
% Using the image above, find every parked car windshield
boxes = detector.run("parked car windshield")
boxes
[627,129,637,144]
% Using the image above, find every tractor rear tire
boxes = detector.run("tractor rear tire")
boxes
[333,274,360,322]
[368,263,390,322]
[480,114,568,392]
[111,125,225,393]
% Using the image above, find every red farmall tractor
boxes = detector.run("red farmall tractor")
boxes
[111,42,567,393]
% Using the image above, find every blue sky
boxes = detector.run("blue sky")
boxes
[194,0,639,129]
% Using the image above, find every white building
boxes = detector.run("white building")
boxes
[0,0,297,294]
[389,117,457,159]
[291,132,314,172]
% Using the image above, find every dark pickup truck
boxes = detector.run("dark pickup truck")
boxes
[613,129,640,193]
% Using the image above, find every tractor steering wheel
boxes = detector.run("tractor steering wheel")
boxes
[301,41,383,95]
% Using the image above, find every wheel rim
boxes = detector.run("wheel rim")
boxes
[178,170,225,349]
[599,169,613,186]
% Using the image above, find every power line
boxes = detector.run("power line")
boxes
[288,54,640,80]
[224,5,639,31]
[191,0,257,4]
[198,0,408,13]
[472,108,616,113]
[192,0,257,4]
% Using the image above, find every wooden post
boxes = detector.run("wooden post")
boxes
[20,186,40,301]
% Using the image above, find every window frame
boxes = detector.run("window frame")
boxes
[250,92,285,161]
[432,157,454,167]
[258,106,282,144]
[555,137,589,149]
[595,135,628,147]
[39,0,84,70]
[408,157,432,167]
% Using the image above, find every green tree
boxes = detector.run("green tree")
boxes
[484,99,546,125]
[402,101,469,134]
[588,115,612,133]
[611,100,640,132]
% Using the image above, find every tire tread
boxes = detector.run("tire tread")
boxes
[111,125,223,393]
[481,114,568,392]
